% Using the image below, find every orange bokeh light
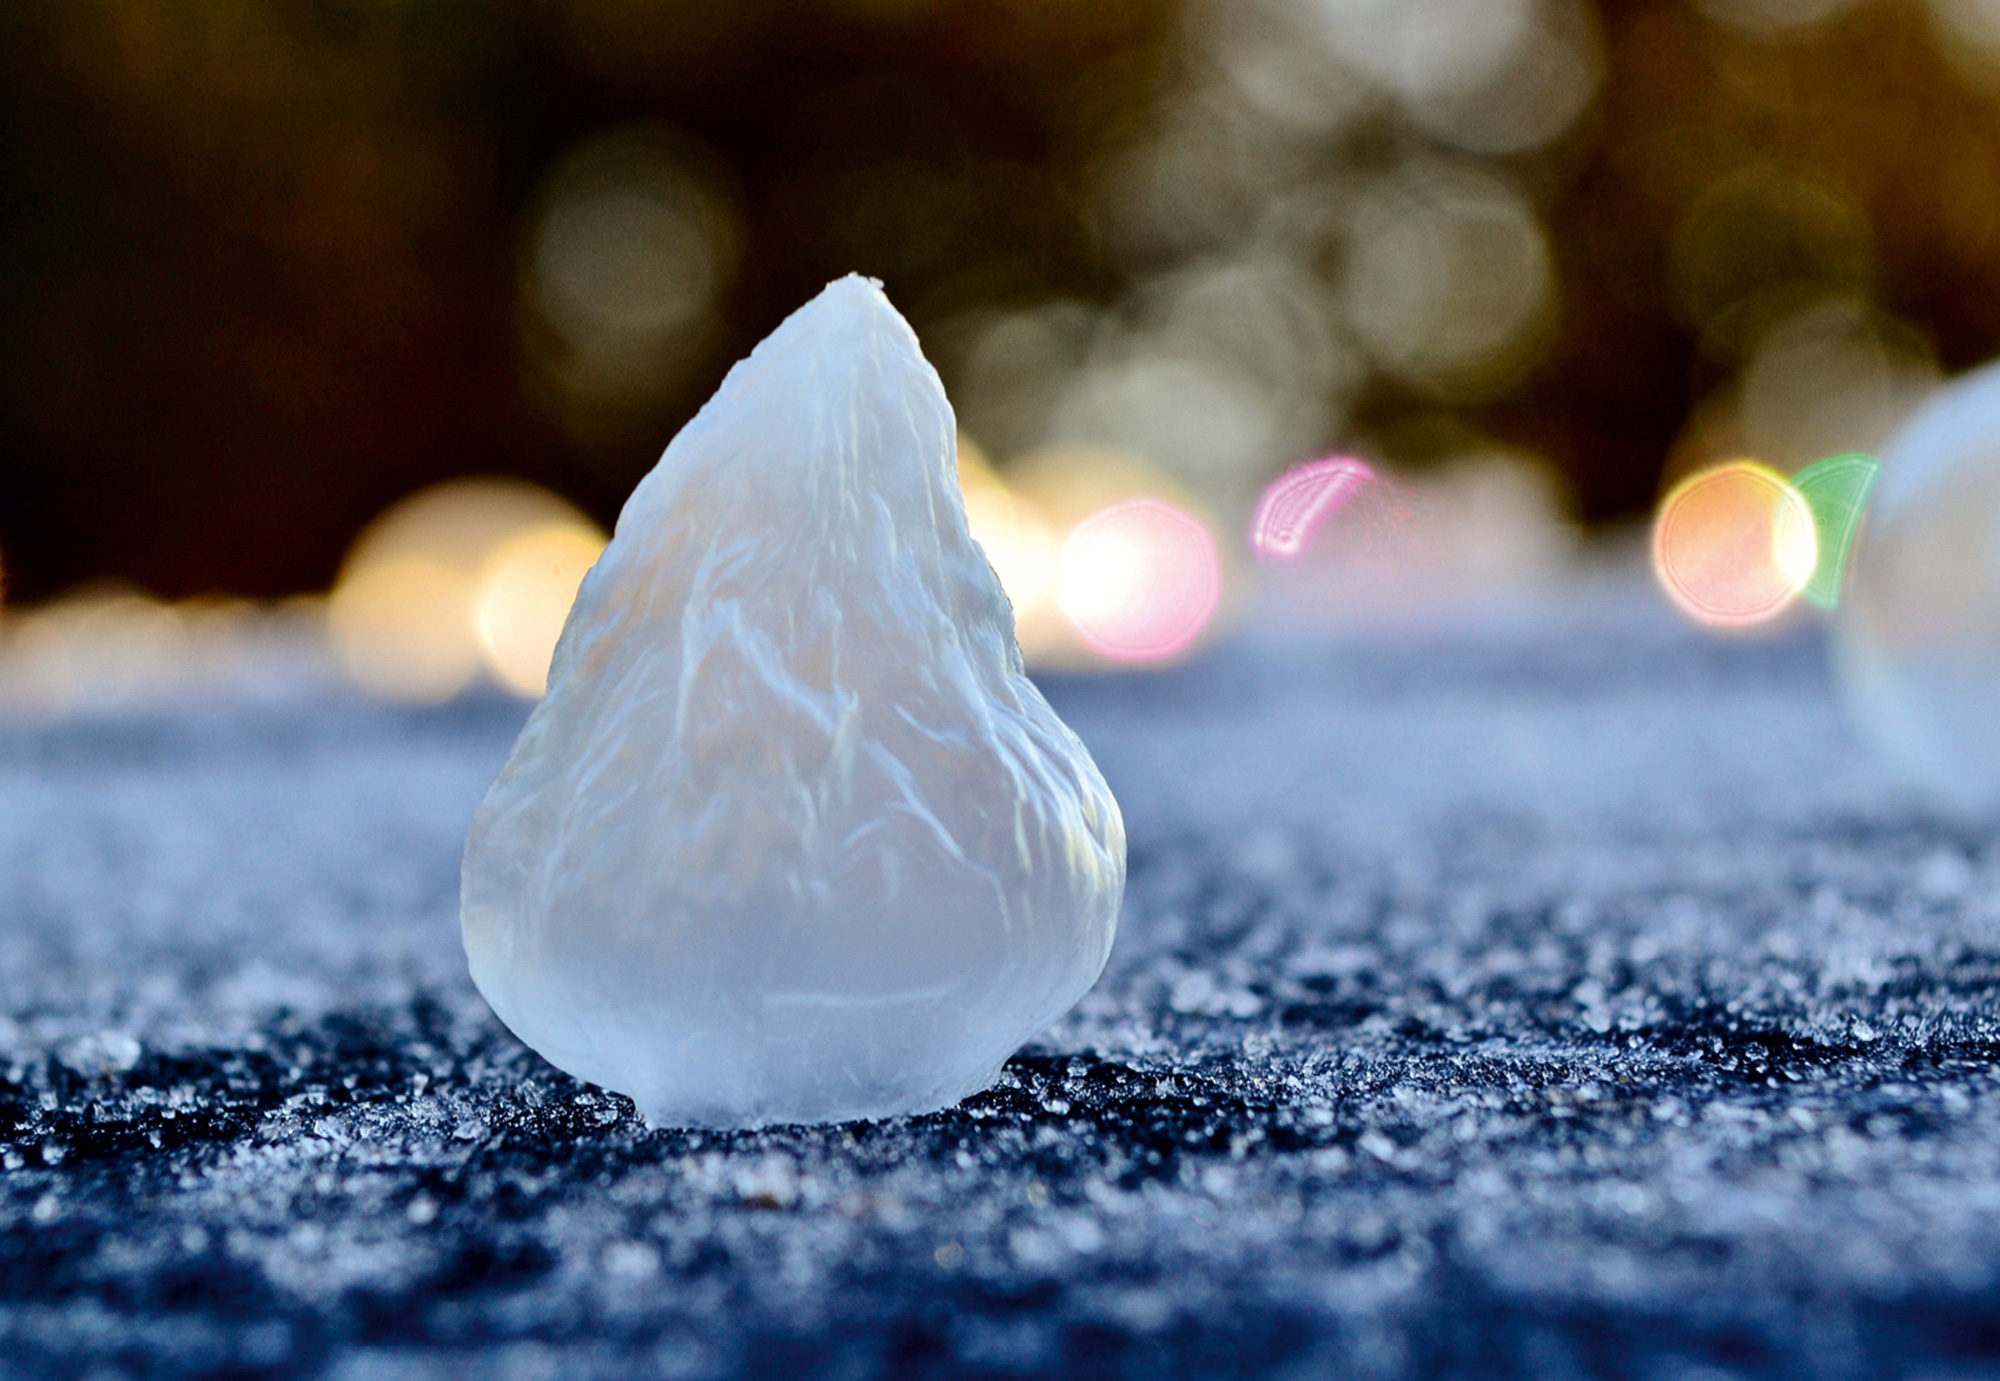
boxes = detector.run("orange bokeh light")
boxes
[1653,460,1818,629]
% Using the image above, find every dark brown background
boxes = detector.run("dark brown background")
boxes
[2,0,1997,602]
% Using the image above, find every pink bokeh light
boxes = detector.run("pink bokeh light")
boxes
[1056,499,1221,662]
[1248,456,1375,562]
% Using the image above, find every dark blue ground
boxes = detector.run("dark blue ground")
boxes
[4,588,1999,1379]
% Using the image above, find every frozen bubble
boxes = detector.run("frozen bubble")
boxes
[1835,359,2000,809]
[461,277,1126,1129]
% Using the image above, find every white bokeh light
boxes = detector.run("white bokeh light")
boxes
[522,124,740,437]
[1344,163,1555,397]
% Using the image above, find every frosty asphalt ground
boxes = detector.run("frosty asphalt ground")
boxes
[3,578,1999,1380]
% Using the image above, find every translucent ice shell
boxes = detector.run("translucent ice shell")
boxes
[461,277,1126,1128]
[1834,359,2000,810]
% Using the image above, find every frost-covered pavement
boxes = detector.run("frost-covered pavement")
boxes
[4,578,2000,1380]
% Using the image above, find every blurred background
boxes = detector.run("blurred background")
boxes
[2,0,1998,696]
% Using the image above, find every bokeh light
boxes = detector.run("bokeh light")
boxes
[1696,0,1863,35]
[1927,0,2000,90]
[1791,452,1881,610]
[330,480,606,702]
[1736,299,1939,473]
[960,256,1359,515]
[473,525,608,698]
[2,590,190,713]
[999,444,1230,666]
[330,558,481,704]
[16,0,2000,604]
[1343,162,1555,399]
[949,302,1103,463]
[0,589,323,716]
[1669,170,1874,364]
[1056,499,1221,663]
[521,124,740,452]
[1200,0,1373,138]
[1251,452,1575,632]
[1089,89,1301,266]
[1391,0,1603,156]
[1048,354,1286,506]
[1312,0,1538,105]
[1652,461,1818,629]
[1250,457,1375,563]
[957,437,1059,623]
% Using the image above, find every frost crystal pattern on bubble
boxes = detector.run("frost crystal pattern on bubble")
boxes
[461,276,1126,1129]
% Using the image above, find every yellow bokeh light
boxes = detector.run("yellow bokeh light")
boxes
[0,587,310,716]
[958,435,1059,623]
[474,524,608,697]
[1652,460,1818,629]
[963,487,1058,616]
[329,556,481,703]
[330,478,605,702]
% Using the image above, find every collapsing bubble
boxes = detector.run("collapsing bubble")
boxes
[1249,456,1376,563]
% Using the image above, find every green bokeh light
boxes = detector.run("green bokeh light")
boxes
[1793,452,1880,610]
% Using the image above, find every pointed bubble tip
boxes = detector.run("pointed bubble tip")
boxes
[820,272,889,302]
[760,274,920,364]
[806,273,897,324]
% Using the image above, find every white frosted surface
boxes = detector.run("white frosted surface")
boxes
[460,276,1126,1128]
